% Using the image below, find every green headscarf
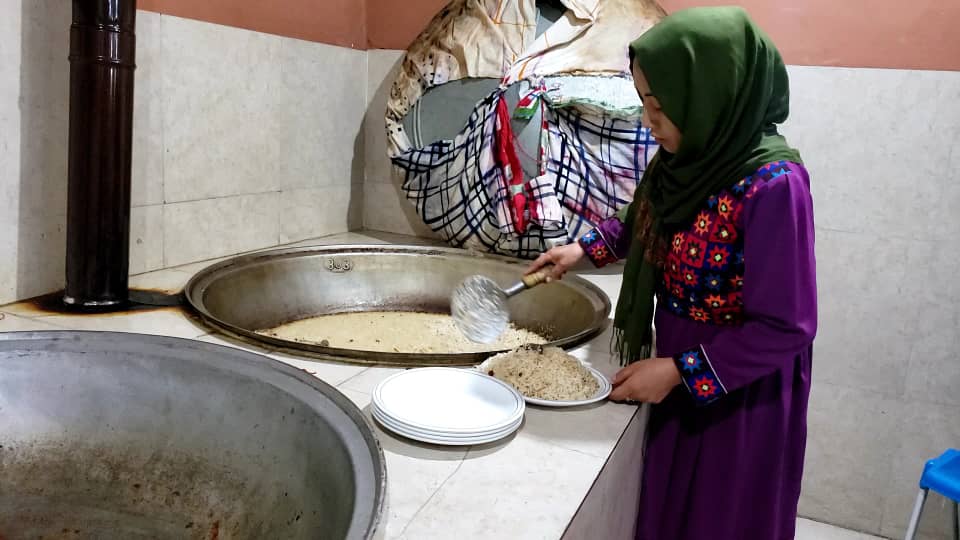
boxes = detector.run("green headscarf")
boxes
[614,6,802,364]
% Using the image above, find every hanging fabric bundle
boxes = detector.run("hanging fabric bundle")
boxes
[494,96,533,233]
[386,0,665,258]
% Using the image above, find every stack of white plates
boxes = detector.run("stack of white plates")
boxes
[372,368,525,446]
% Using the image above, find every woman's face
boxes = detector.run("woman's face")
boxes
[632,64,682,154]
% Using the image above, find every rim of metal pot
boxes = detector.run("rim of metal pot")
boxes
[183,244,612,367]
[0,330,387,539]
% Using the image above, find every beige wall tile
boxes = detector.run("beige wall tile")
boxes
[278,185,362,244]
[129,204,165,275]
[131,11,164,207]
[162,193,280,267]
[161,16,283,203]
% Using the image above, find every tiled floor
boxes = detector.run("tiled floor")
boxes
[797,518,886,539]
[0,231,889,540]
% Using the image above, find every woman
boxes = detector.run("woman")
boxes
[528,7,816,540]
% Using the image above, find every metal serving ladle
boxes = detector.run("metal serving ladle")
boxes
[450,266,553,344]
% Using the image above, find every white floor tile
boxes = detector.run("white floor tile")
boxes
[129,268,193,294]
[338,366,406,394]
[0,301,53,318]
[267,349,368,387]
[39,309,208,339]
[796,518,886,540]
[0,312,68,332]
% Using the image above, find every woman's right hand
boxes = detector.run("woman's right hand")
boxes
[526,242,586,281]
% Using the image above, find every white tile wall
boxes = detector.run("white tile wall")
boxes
[8,0,70,303]
[0,0,22,303]
[783,66,960,539]
[162,193,280,267]
[783,67,952,241]
[364,50,404,187]
[800,381,901,531]
[0,8,368,304]
[363,181,436,237]
[278,185,362,244]
[881,402,960,540]
[131,11,164,208]
[161,18,283,203]
[154,16,367,268]
[812,229,913,396]
[276,37,367,191]
[362,49,438,238]
[129,205,164,275]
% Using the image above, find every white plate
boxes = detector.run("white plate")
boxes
[476,359,612,408]
[372,404,522,439]
[373,421,519,446]
[372,408,522,446]
[373,368,525,434]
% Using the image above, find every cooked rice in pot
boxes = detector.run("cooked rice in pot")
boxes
[485,345,600,401]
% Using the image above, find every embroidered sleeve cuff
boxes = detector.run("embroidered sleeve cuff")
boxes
[578,228,619,268]
[674,346,727,406]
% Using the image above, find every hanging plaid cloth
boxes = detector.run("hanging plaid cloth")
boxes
[393,87,659,260]
[386,0,664,259]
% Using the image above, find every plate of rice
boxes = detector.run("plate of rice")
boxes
[477,345,611,407]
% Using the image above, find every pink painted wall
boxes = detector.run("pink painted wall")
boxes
[139,0,366,49]
[659,0,960,71]
[139,0,960,71]
[365,0,449,50]
[365,0,960,71]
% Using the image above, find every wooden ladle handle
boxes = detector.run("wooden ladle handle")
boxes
[521,265,555,288]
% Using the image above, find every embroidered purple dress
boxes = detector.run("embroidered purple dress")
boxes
[579,161,817,540]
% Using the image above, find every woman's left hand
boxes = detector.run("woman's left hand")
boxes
[609,357,682,404]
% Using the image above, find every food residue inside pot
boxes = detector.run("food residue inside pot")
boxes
[257,311,547,354]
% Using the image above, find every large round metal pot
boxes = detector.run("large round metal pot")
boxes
[184,245,612,367]
[0,331,385,539]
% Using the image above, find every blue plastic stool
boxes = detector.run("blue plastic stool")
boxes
[905,449,960,540]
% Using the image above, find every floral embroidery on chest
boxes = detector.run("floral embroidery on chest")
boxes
[659,161,790,326]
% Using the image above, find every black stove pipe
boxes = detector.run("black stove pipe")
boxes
[63,0,137,310]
